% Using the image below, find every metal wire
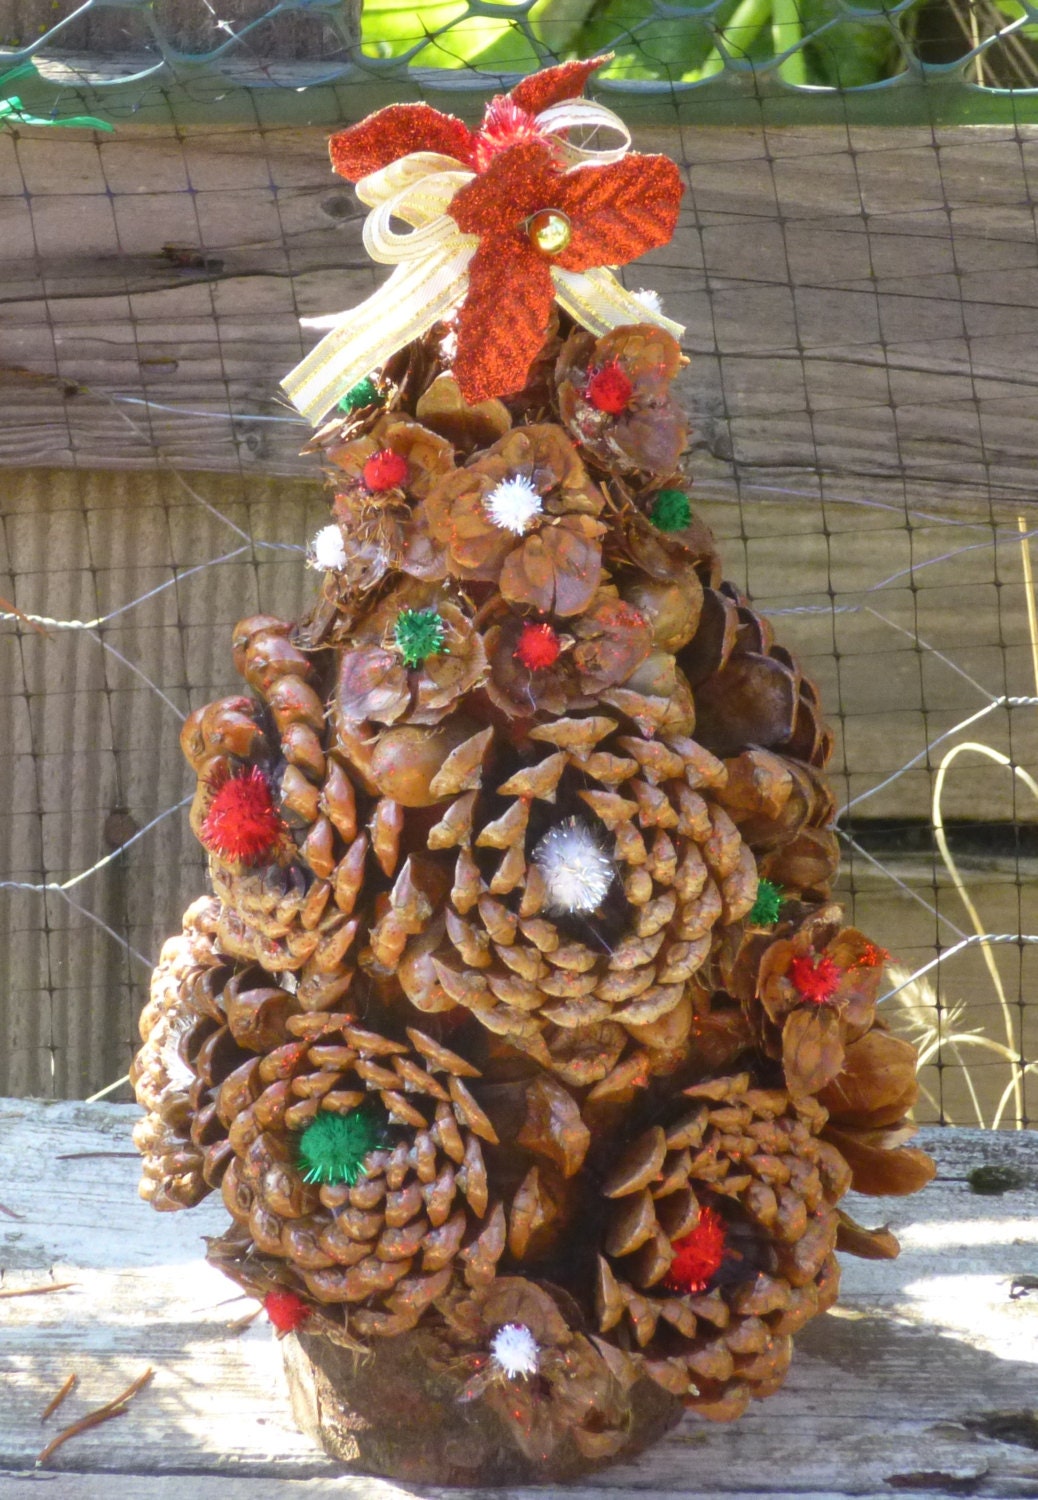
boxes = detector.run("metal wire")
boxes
[5,0,1038,128]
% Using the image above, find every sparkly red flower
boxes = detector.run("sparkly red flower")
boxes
[662,1206,727,1294]
[264,1288,312,1334]
[448,143,682,403]
[514,620,562,670]
[585,360,633,415]
[328,59,609,182]
[789,953,842,1006]
[200,766,284,866]
[363,448,408,492]
[325,58,683,404]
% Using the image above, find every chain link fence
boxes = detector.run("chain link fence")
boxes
[5,0,1038,126]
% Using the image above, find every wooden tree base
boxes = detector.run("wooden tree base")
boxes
[281,1326,683,1484]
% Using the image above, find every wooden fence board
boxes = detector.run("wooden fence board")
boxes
[0,1104,1036,1496]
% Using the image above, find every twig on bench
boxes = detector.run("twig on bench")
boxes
[0,1282,76,1300]
[40,1373,78,1423]
[36,1369,155,1468]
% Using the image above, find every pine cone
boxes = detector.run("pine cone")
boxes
[425,1275,637,1462]
[395,712,759,1082]
[555,323,687,478]
[131,897,236,1210]
[595,1072,848,1422]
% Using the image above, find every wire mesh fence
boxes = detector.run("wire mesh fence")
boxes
[1,22,1037,1128]
[7,0,1038,126]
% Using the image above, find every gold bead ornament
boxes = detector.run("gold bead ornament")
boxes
[526,209,573,256]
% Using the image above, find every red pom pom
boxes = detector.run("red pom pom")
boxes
[789,952,842,1005]
[471,96,549,173]
[514,621,561,670]
[663,1206,727,1294]
[586,360,633,415]
[363,449,408,492]
[200,766,284,866]
[263,1289,312,1334]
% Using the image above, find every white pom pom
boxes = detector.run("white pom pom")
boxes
[483,475,543,535]
[309,523,347,572]
[532,816,614,915]
[490,1322,539,1379]
[633,287,664,318]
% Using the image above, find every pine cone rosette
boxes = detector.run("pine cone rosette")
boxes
[556,323,687,477]
[422,423,607,617]
[216,1014,508,1338]
[596,1072,848,1421]
[426,1276,636,1462]
[132,896,232,1211]
[394,712,759,1082]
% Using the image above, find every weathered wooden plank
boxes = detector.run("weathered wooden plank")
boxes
[1,1102,1036,1496]
[3,122,1038,522]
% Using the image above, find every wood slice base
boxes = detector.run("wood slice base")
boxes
[281,1326,683,1484]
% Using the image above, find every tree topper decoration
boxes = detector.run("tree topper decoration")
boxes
[282,57,684,423]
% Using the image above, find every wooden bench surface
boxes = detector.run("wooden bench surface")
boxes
[1,1101,1037,1498]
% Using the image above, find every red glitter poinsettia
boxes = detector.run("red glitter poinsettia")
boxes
[328,59,609,182]
[200,765,285,866]
[662,1206,727,1294]
[449,143,681,403]
[326,58,683,403]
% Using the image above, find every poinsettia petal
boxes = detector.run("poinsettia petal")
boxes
[554,153,683,271]
[330,104,474,182]
[454,241,556,404]
[511,56,610,115]
[450,141,564,236]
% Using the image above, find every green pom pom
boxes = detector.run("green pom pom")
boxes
[649,488,692,533]
[394,607,446,668]
[749,878,783,926]
[337,376,382,413]
[297,1107,388,1186]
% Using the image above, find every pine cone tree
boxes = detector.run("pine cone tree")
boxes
[133,59,933,1478]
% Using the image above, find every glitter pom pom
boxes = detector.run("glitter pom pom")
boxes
[363,449,408,492]
[264,1289,312,1334]
[633,286,664,317]
[490,1322,540,1379]
[309,523,347,572]
[394,607,447,668]
[471,97,549,173]
[749,878,783,926]
[663,1205,727,1294]
[297,1107,388,1186]
[532,816,614,914]
[200,766,284,866]
[337,375,381,413]
[514,621,561,670]
[484,474,543,534]
[586,359,633,415]
[789,953,842,1005]
[649,488,692,532]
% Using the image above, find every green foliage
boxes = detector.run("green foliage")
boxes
[356,0,919,88]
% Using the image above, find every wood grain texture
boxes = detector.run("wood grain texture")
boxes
[0,1103,1036,1496]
